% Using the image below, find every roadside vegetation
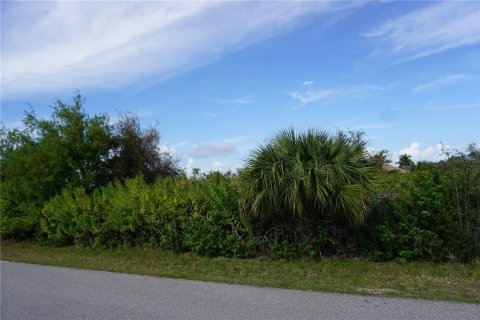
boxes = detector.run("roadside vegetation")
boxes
[1,93,479,295]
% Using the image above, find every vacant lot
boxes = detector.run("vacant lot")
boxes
[1,242,479,303]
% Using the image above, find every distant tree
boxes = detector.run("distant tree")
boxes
[109,113,181,183]
[369,150,391,169]
[191,168,202,178]
[397,154,414,170]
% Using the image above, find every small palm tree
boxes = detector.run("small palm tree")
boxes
[397,154,414,170]
[369,150,391,169]
[239,129,374,225]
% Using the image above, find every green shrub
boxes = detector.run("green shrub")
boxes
[40,173,260,258]
[40,188,90,246]
[0,215,38,239]
[359,169,475,262]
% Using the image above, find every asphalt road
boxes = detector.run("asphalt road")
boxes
[1,261,478,320]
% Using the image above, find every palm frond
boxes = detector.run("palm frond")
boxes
[239,128,375,225]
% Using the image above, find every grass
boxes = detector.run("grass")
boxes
[1,241,479,303]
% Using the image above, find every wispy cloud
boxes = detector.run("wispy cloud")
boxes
[189,140,236,158]
[214,96,254,104]
[2,1,360,98]
[425,103,480,111]
[362,2,480,63]
[287,83,389,109]
[349,84,389,98]
[287,89,338,106]
[302,80,315,86]
[414,74,474,92]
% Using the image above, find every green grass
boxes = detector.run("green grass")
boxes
[1,242,479,303]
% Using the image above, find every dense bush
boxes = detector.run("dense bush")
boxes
[358,168,476,262]
[39,164,478,262]
[40,174,258,257]
[36,152,480,262]
[438,144,480,254]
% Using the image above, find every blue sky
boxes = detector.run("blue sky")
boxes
[1,1,479,173]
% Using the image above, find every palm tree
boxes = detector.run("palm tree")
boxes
[239,129,374,225]
[397,154,414,170]
[368,150,391,169]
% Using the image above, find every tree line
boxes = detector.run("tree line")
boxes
[1,94,478,262]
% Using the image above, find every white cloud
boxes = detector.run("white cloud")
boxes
[189,140,236,158]
[2,1,360,98]
[414,74,474,92]
[207,161,242,173]
[396,142,448,163]
[362,2,480,62]
[185,158,195,175]
[182,158,241,176]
